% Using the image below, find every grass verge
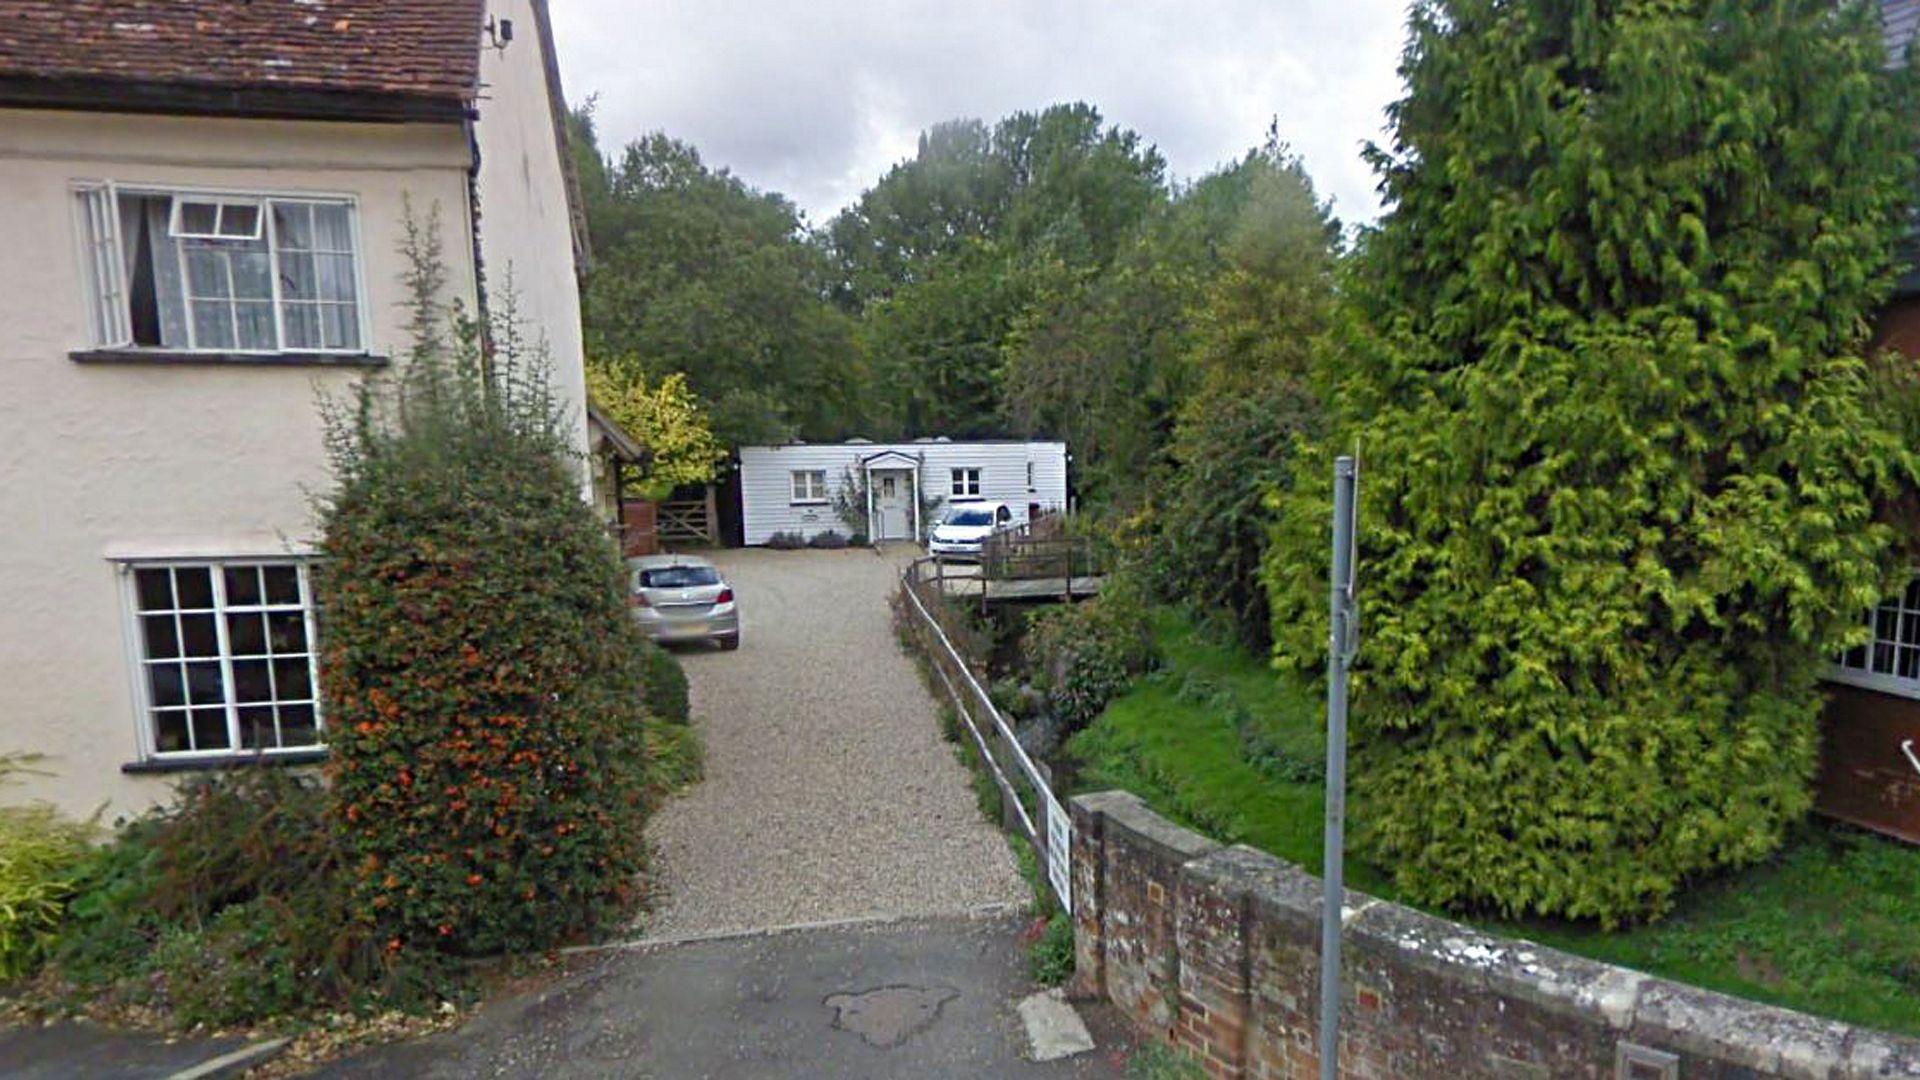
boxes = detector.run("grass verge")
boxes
[1062,606,1920,1037]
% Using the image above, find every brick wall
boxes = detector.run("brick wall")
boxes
[1069,791,1920,1079]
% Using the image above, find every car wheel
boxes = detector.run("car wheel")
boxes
[718,635,740,651]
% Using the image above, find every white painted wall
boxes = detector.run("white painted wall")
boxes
[473,0,592,486]
[0,109,481,817]
[738,441,1069,545]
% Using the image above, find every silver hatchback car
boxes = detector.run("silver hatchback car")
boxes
[628,554,740,650]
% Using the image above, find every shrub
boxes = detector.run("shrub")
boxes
[0,781,95,981]
[316,234,651,956]
[1264,0,1920,922]
[765,531,806,550]
[51,768,446,1025]
[809,529,849,549]
[638,640,690,725]
[1024,590,1157,735]
[1027,911,1075,986]
[643,724,704,802]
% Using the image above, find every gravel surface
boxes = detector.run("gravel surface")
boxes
[639,547,1025,938]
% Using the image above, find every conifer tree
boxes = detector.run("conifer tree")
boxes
[1265,0,1920,921]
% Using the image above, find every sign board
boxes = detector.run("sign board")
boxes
[1045,788,1072,912]
[1815,684,1920,845]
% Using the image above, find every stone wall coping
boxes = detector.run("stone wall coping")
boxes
[1082,790,1222,866]
[1071,790,1920,1078]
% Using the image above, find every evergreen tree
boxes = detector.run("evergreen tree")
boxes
[1265,0,1920,922]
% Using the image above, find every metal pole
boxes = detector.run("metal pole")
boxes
[1320,455,1357,1080]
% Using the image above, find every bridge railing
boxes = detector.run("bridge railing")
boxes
[898,556,1072,911]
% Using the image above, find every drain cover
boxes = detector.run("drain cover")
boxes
[824,985,958,1048]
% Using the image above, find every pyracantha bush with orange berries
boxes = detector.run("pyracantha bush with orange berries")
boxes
[316,224,652,957]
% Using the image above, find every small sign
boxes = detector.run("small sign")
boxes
[1045,790,1072,913]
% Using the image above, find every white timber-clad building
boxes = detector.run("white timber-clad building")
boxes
[738,439,1069,545]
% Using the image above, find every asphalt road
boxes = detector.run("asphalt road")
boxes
[318,914,1133,1079]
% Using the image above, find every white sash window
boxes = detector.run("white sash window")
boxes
[74,184,365,354]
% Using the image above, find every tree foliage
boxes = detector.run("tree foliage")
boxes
[1264,0,1920,922]
[586,364,726,499]
[1146,147,1336,648]
[571,111,867,445]
[831,103,1170,439]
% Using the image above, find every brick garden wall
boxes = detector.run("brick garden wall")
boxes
[1069,790,1920,1079]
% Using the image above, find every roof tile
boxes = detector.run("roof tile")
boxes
[0,0,486,104]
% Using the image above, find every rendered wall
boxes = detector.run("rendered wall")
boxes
[1070,790,1920,1079]
[0,107,475,817]
[472,0,592,482]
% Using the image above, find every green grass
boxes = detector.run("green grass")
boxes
[1062,606,1920,1037]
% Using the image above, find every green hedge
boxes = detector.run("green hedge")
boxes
[1263,0,1920,924]
[639,640,691,725]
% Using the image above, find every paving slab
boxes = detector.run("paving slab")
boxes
[316,913,1131,1079]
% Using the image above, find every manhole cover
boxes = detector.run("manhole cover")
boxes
[824,985,958,1048]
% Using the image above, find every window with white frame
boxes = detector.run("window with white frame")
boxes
[128,561,322,757]
[951,467,982,497]
[74,185,364,354]
[790,469,828,503]
[1833,578,1920,696]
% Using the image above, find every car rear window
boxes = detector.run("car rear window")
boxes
[637,566,720,589]
[944,510,994,527]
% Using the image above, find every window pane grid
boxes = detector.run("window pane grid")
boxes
[1835,579,1920,691]
[83,190,361,354]
[950,468,981,496]
[791,470,826,501]
[131,561,321,757]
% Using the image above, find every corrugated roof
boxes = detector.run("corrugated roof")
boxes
[0,0,485,111]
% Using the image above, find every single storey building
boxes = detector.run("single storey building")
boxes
[737,439,1068,545]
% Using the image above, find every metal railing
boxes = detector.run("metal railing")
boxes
[899,557,1072,911]
[979,512,1096,583]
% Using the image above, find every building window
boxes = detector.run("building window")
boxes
[1832,578,1920,698]
[127,561,322,757]
[1027,461,1036,491]
[951,467,982,497]
[791,469,828,503]
[74,185,364,354]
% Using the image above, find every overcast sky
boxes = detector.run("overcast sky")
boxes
[548,1,1412,229]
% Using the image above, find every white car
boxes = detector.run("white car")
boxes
[927,501,1014,559]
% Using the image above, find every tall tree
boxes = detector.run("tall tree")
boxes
[1147,144,1338,647]
[838,103,1171,442]
[570,111,867,446]
[1265,0,1920,922]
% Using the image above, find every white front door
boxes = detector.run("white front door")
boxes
[874,470,912,539]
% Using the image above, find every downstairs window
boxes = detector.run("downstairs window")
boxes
[126,560,323,758]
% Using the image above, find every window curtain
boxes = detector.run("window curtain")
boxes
[117,196,188,347]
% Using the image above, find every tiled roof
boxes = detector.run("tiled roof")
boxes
[1888,0,1920,63]
[0,0,485,111]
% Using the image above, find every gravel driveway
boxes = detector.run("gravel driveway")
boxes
[639,547,1025,938]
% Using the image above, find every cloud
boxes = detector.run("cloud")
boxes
[549,1,1411,227]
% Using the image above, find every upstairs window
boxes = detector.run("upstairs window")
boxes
[74,185,364,354]
[951,467,982,497]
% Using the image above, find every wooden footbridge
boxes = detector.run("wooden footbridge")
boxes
[921,514,1104,607]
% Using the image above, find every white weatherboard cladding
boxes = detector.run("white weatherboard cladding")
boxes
[738,441,1068,545]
